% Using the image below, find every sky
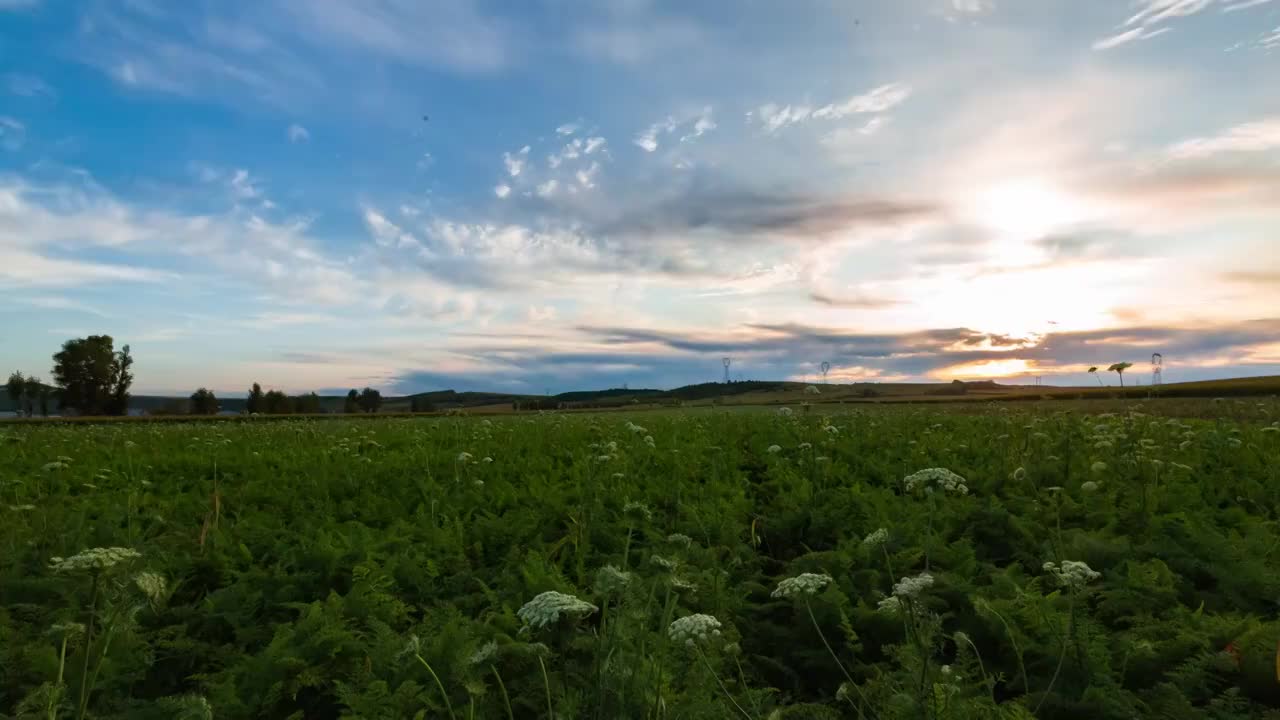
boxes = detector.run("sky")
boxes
[1,0,1278,396]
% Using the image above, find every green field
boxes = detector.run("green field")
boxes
[3,401,1280,719]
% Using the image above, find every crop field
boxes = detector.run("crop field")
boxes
[2,401,1280,719]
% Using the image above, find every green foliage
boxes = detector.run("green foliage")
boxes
[189,388,219,415]
[51,336,133,416]
[2,401,1279,718]
[246,383,265,415]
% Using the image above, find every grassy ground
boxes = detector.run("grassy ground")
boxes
[2,402,1279,718]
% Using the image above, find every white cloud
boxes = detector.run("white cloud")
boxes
[536,179,559,197]
[503,146,530,177]
[635,117,677,152]
[287,123,310,142]
[583,136,607,154]
[755,84,910,133]
[363,208,419,248]
[636,110,715,152]
[1093,26,1171,50]
[1223,0,1277,10]
[229,169,263,201]
[951,0,994,13]
[528,305,557,322]
[4,73,55,98]
[494,184,511,198]
[680,107,717,142]
[1166,118,1280,159]
[1262,25,1280,48]
[0,116,25,151]
[575,162,601,189]
[556,123,579,136]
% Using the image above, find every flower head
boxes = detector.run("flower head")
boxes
[623,501,652,521]
[892,571,934,598]
[862,528,889,547]
[1090,461,1108,473]
[49,547,142,573]
[777,407,793,417]
[668,613,723,646]
[1043,560,1101,590]
[517,590,598,629]
[904,468,968,496]
[594,565,632,595]
[772,572,832,599]
[1081,481,1099,493]
[469,640,499,665]
[767,444,782,454]
[134,571,167,603]
[48,622,86,638]
[666,532,693,547]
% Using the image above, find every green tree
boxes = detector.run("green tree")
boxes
[246,383,265,414]
[343,389,360,414]
[5,371,26,416]
[263,390,291,414]
[23,376,45,416]
[358,387,382,413]
[51,336,133,416]
[105,344,133,415]
[293,392,322,414]
[189,388,219,415]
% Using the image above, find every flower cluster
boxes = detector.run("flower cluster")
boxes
[666,533,693,547]
[904,468,968,495]
[1043,560,1101,590]
[862,528,889,547]
[668,614,723,646]
[594,565,632,594]
[771,572,832,599]
[623,501,652,521]
[49,547,142,573]
[135,571,168,603]
[767,444,782,454]
[517,590,599,629]
[892,571,934,598]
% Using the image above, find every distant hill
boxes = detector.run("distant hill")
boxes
[5,375,1278,417]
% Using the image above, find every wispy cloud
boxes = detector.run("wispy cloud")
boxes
[0,117,25,151]
[287,123,310,142]
[1096,0,1275,49]
[4,73,55,98]
[634,109,717,152]
[1166,118,1280,159]
[1093,26,1171,50]
[753,84,911,133]
[503,146,530,177]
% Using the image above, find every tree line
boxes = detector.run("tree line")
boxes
[6,334,398,417]
[6,335,133,416]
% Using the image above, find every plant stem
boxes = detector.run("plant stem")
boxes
[538,655,555,720]
[804,598,868,719]
[75,573,99,720]
[489,664,514,720]
[1033,596,1074,716]
[694,645,755,720]
[414,654,458,720]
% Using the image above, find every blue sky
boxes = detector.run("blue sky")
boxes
[2,0,1279,395]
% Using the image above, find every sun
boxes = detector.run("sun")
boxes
[970,178,1087,239]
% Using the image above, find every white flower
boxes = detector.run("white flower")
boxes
[892,572,934,598]
[772,572,832,599]
[904,468,968,495]
[48,621,86,637]
[457,452,473,462]
[42,461,69,472]
[481,456,493,463]
[1043,560,1101,590]
[595,565,632,594]
[777,407,793,417]
[670,576,698,592]
[469,640,499,665]
[9,504,36,511]
[666,533,693,547]
[644,435,655,447]
[517,591,599,629]
[767,444,782,454]
[799,442,812,450]
[668,614,723,645]
[134,571,167,602]
[623,501,652,521]
[862,528,889,547]
[649,554,678,570]
[50,547,142,573]
[1090,461,1108,473]
[805,385,821,395]
[876,596,902,614]
[1080,481,1099,493]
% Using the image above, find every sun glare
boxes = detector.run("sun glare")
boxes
[971,178,1087,240]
